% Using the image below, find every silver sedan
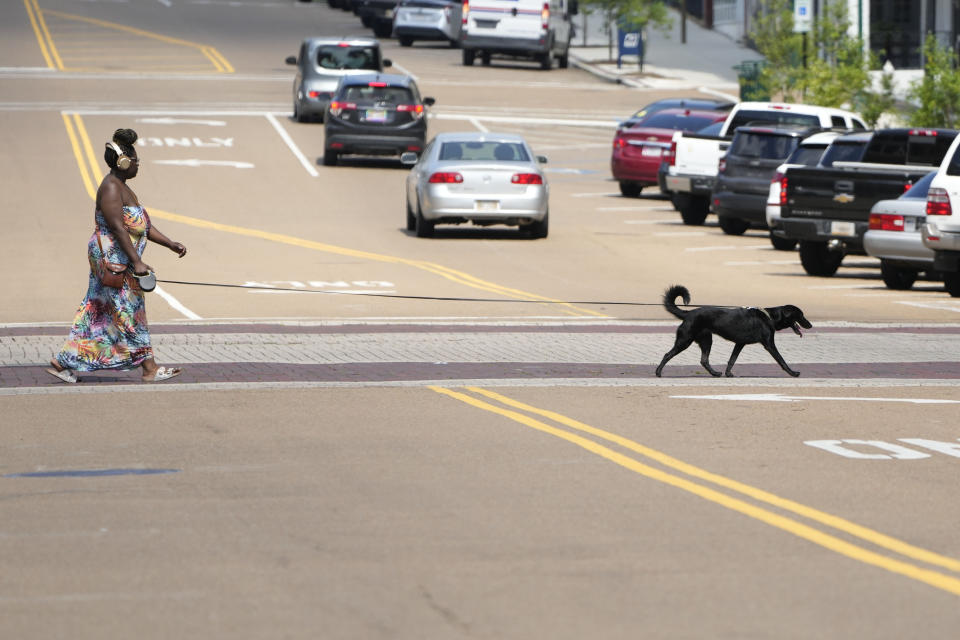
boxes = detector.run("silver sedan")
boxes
[402,132,549,238]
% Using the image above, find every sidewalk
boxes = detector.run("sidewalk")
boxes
[569,7,759,97]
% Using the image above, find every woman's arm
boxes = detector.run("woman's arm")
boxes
[147,225,187,258]
[99,180,151,274]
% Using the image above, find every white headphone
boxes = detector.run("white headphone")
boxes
[106,141,133,171]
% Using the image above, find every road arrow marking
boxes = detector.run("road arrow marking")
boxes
[671,393,960,404]
[137,117,226,126]
[153,159,254,168]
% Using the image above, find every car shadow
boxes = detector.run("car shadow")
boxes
[316,156,410,170]
[399,227,538,240]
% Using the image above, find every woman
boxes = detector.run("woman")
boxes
[47,128,188,383]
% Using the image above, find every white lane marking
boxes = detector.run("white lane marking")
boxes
[598,206,652,211]
[264,113,319,177]
[469,117,489,133]
[672,393,960,404]
[653,231,708,237]
[154,286,202,320]
[153,159,254,168]
[249,290,398,295]
[157,0,172,5]
[896,300,960,313]
[391,62,417,82]
[624,219,681,224]
[724,260,802,266]
[434,113,617,128]
[137,117,226,126]
[573,192,620,198]
[684,244,769,252]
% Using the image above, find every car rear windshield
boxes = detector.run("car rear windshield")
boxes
[439,141,530,162]
[861,131,956,166]
[820,141,867,167]
[401,0,448,7]
[786,144,828,166]
[727,110,820,132]
[729,132,799,160]
[637,112,719,131]
[317,45,379,70]
[341,85,414,104]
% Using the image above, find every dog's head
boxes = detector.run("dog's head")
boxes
[772,305,812,337]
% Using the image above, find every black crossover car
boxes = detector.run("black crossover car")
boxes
[323,73,435,166]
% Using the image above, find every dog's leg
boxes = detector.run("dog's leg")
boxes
[760,336,801,377]
[724,344,744,377]
[655,336,694,377]
[695,333,722,377]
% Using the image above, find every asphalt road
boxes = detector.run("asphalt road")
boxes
[3,1,960,638]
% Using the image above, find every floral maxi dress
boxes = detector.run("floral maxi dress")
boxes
[56,206,153,371]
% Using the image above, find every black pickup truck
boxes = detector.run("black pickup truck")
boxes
[780,128,959,276]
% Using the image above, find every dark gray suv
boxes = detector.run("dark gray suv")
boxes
[323,73,435,166]
[285,37,392,123]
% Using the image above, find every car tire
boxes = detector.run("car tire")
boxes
[880,260,918,290]
[294,101,308,123]
[399,37,413,47]
[522,211,549,239]
[323,148,338,167]
[373,22,392,38]
[539,51,553,71]
[481,52,491,66]
[558,45,569,69]
[945,272,960,297]
[462,49,475,66]
[718,216,749,236]
[619,181,642,198]
[799,240,843,277]
[769,234,797,251]
[406,199,416,231]
[676,195,709,226]
[415,203,434,238]
[361,16,373,27]
[449,38,458,48]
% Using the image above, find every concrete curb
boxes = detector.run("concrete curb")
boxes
[569,53,645,89]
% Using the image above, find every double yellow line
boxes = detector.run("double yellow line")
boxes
[432,386,960,597]
[62,113,602,315]
[24,0,233,73]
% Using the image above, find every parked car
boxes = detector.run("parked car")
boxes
[285,37,391,123]
[922,136,960,297]
[323,73,435,166]
[402,132,549,238]
[460,0,576,70]
[658,120,724,197]
[393,0,461,46]
[766,130,871,250]
[612,108,728,198]
[863,171,938,290]
[355,0,401,37]
[618,97,735,129]
[713,124,826,236]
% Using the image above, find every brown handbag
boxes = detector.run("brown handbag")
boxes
[95,233,128,288]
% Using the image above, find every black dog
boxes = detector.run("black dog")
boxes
[655,285,812,378]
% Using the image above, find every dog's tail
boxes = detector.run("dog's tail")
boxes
[663,285,691,320]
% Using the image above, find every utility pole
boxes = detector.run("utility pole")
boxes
[680,0,686,44]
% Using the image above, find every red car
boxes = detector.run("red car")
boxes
[611,108,728,197]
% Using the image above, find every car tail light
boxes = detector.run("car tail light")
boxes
[368,81,388,87]
[541,1,549,29]
[613,135,625,150]
[779,174,788,207]
[718,156,726,173]
[328,101,357,117]
[909,129,938,136]
[406,145,422,152]
[429,172,463,183]
[662,140,677,166]
[308,91,320,98]
[462,0,469,24]
[512,173,543,185]
[927,187,952,216]
[869,213,906,231]
[397,104,425,118]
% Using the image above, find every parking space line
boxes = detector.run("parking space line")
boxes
[264,113,318,177]
[431,386,960,596]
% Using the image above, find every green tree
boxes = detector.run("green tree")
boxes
[750,0,804,101]
[578,0,671,60]
[907,34,960,128]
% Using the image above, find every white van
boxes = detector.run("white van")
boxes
[459,0,577,70]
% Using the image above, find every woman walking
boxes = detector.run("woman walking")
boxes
[47,128,188,383]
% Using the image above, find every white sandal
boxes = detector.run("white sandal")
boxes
[46,367,78,384]
[143,366,182,382]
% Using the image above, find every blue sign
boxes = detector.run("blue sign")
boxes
[617,27,643,69]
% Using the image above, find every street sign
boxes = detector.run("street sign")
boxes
[793,0,812,33]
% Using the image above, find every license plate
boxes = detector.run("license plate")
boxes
[476,200,499,211]
[830,221,856,236]
[641,146,662,157]
[665,176,691,191]
[365,109,387,122]
[904,217,917,232]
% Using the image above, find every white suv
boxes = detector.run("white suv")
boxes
[922,136,960,297]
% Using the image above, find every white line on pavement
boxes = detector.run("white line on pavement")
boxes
[433,113,618,128]
[685,244,769,252]
[265,113,318,177]
[154,286,202,320]
[469,117,489,133]
[672,393,960,404]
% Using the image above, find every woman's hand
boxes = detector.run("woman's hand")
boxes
[169,241,187,258]
[131,259,153,276]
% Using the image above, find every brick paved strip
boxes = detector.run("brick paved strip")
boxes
[5,361,960,389]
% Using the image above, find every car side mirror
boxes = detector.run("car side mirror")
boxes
[423,97,436,107]
[400,152,419,166]
[383,58,393,67]
[285,56,297,65]
[536,155,548,164]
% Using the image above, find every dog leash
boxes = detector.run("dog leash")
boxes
[156,278,736,308]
